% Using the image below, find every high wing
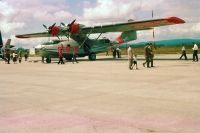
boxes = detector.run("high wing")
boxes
[81,17,185,34]
[16,32,52,38]
[16,17,185,38]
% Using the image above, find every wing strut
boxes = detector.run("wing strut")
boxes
[79,28,94,48]
[95,33,103,40]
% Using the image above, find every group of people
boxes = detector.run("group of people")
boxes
[57,44,79,64]
[127,42,199,70]
[127,46,138,70]
[112,47,121,58]
[179,43,199,62]
[143,43,154,68]
[3,50,28,64]
[127,43,154,70]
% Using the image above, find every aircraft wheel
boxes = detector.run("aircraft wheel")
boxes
[65,57,72,61]
[46,57,51,63]
[88,53,96,61]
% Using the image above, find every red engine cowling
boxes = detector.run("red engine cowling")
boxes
[51,26,59,36]
[70,23,79,34]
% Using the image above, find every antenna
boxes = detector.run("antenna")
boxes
[152,10,156,49]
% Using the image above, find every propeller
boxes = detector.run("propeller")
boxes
[68,19,76,28]
[43,24,48,30]
[63,19,79,40]
[42,23,59,37]
[42,19,79,40]
[60,22,66,27]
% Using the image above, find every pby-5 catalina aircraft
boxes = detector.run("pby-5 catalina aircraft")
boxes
[16,17,185,63]
[0,31,13,60]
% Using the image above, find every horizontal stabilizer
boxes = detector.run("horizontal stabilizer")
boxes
[5,39,11,46]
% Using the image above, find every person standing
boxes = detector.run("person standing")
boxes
[127,46,133,70]
[5,49,10,64]
[72,46,79,64]
[66,44,71,54]
[13,52,17,64]
[192,43,198,62]
[65,44,71,61]
[179,45,187,60]
[58,44,64,64]
[106,49,109,56]
[116,47,121,58]
[112,47,117,59]
[18,51,22,63]
[24,51,28,61]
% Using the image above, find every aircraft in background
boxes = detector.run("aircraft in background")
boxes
[16,17,185,63]
[0,31,13,60]
[119,38,200,49]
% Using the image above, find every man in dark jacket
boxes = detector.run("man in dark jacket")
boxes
[143,43,151,68]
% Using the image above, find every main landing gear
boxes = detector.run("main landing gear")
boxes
[88,53,96,61]
[46,57,51,63]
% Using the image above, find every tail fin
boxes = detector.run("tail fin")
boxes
[0,31,3,48]
[116,31,137,44]
[5,39,11,49]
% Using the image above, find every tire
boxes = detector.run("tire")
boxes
[46,57,51,63]
[88,53,96,61]
[65,57,72,61]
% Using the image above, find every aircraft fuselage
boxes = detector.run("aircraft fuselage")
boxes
[37,37,111,63]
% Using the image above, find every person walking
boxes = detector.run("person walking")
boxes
[192,43,198,62]
[143,43,151,68]
[132,54,138,69]
[127,46,133,70]
[179,45,187,60]
[149,44,154,67]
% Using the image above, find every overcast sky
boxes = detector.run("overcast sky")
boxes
[0,0,200,48]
